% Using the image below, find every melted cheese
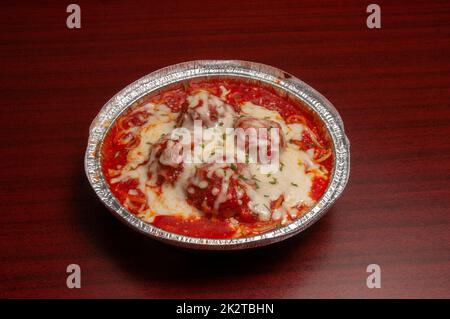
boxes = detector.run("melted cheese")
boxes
[144,168,200,221]
[241,101,305,145]
[109,89,330,229]
[126,103,177,169]
[245,145,314,222]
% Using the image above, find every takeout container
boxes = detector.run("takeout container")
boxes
[84,60,350,250]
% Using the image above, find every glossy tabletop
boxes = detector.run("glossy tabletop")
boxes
[0,0,449,298]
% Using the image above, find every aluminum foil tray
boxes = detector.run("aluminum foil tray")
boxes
[85,60,350,250]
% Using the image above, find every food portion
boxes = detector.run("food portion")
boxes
[101,79,333,238]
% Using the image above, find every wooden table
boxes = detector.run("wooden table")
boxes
[1,0,449,298]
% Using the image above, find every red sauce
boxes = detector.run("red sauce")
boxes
[186,167,257,223]
[153,215,236,239]
[310,177,329,201]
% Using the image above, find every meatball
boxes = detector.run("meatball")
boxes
[185,163,257,222]
[234,117,286,163]
[147,137,184,186]
[177,90,235,128]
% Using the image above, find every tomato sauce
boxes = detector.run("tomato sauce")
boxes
[153,215,236,239]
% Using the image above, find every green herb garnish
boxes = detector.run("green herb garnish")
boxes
[252,175,261,182]
[238,174,247,181]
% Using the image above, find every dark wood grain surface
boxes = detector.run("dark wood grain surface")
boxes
[1,0,449,298]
